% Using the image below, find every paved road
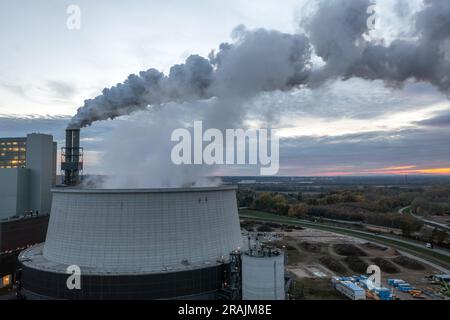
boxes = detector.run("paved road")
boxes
[411,213,450,232]
[399,206,450,231]
[376,231,450,259]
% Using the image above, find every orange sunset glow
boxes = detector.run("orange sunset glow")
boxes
[319,166,450,176]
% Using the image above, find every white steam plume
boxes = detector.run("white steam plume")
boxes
[69,26,311,129]
[304,0,450,93]
[69,0,450,188]
[69,0,450,131]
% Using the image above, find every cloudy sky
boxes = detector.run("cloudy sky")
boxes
[1,0,449,178]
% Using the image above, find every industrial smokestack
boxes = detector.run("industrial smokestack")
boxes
[62,128,83,186]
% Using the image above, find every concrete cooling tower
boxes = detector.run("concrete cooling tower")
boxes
[19,186,243,299]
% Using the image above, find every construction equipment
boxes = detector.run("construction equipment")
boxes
[366,290,380,300]
[409,290,423,299]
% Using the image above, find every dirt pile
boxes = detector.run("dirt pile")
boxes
[393,256,425,270]
[333,244,367,256]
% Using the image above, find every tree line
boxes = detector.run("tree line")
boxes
[238,189,423,235]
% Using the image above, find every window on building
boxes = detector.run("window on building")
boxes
[1,275,12,287]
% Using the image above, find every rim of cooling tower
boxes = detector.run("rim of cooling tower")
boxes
[19,243,227,275]
[53,185,237,193]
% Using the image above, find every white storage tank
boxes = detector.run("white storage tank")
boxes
[242,248,285,300]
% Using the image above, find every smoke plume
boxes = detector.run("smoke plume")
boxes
[69,27,311,129]
[67,0,450,188]
[69,0,449,130]
[304,0,450,93]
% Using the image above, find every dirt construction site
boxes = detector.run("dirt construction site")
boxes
[241,220,450,300]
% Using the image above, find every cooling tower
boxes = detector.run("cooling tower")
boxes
[19,186,243,300]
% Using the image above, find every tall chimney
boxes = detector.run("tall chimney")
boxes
[62,128,83,186]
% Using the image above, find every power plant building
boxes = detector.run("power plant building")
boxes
[0,134,57,220]
[0,137,27,168]
[16,129,287,300]
[0,134,55,290]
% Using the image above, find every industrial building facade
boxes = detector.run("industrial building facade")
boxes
[0,134,55,289]
[0,134,57,219]
[0,215,49,279]
[0,137,27,168]
[0,215,50,252]
[0,214,49,292]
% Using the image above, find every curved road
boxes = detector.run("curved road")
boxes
[399,206,450,232]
